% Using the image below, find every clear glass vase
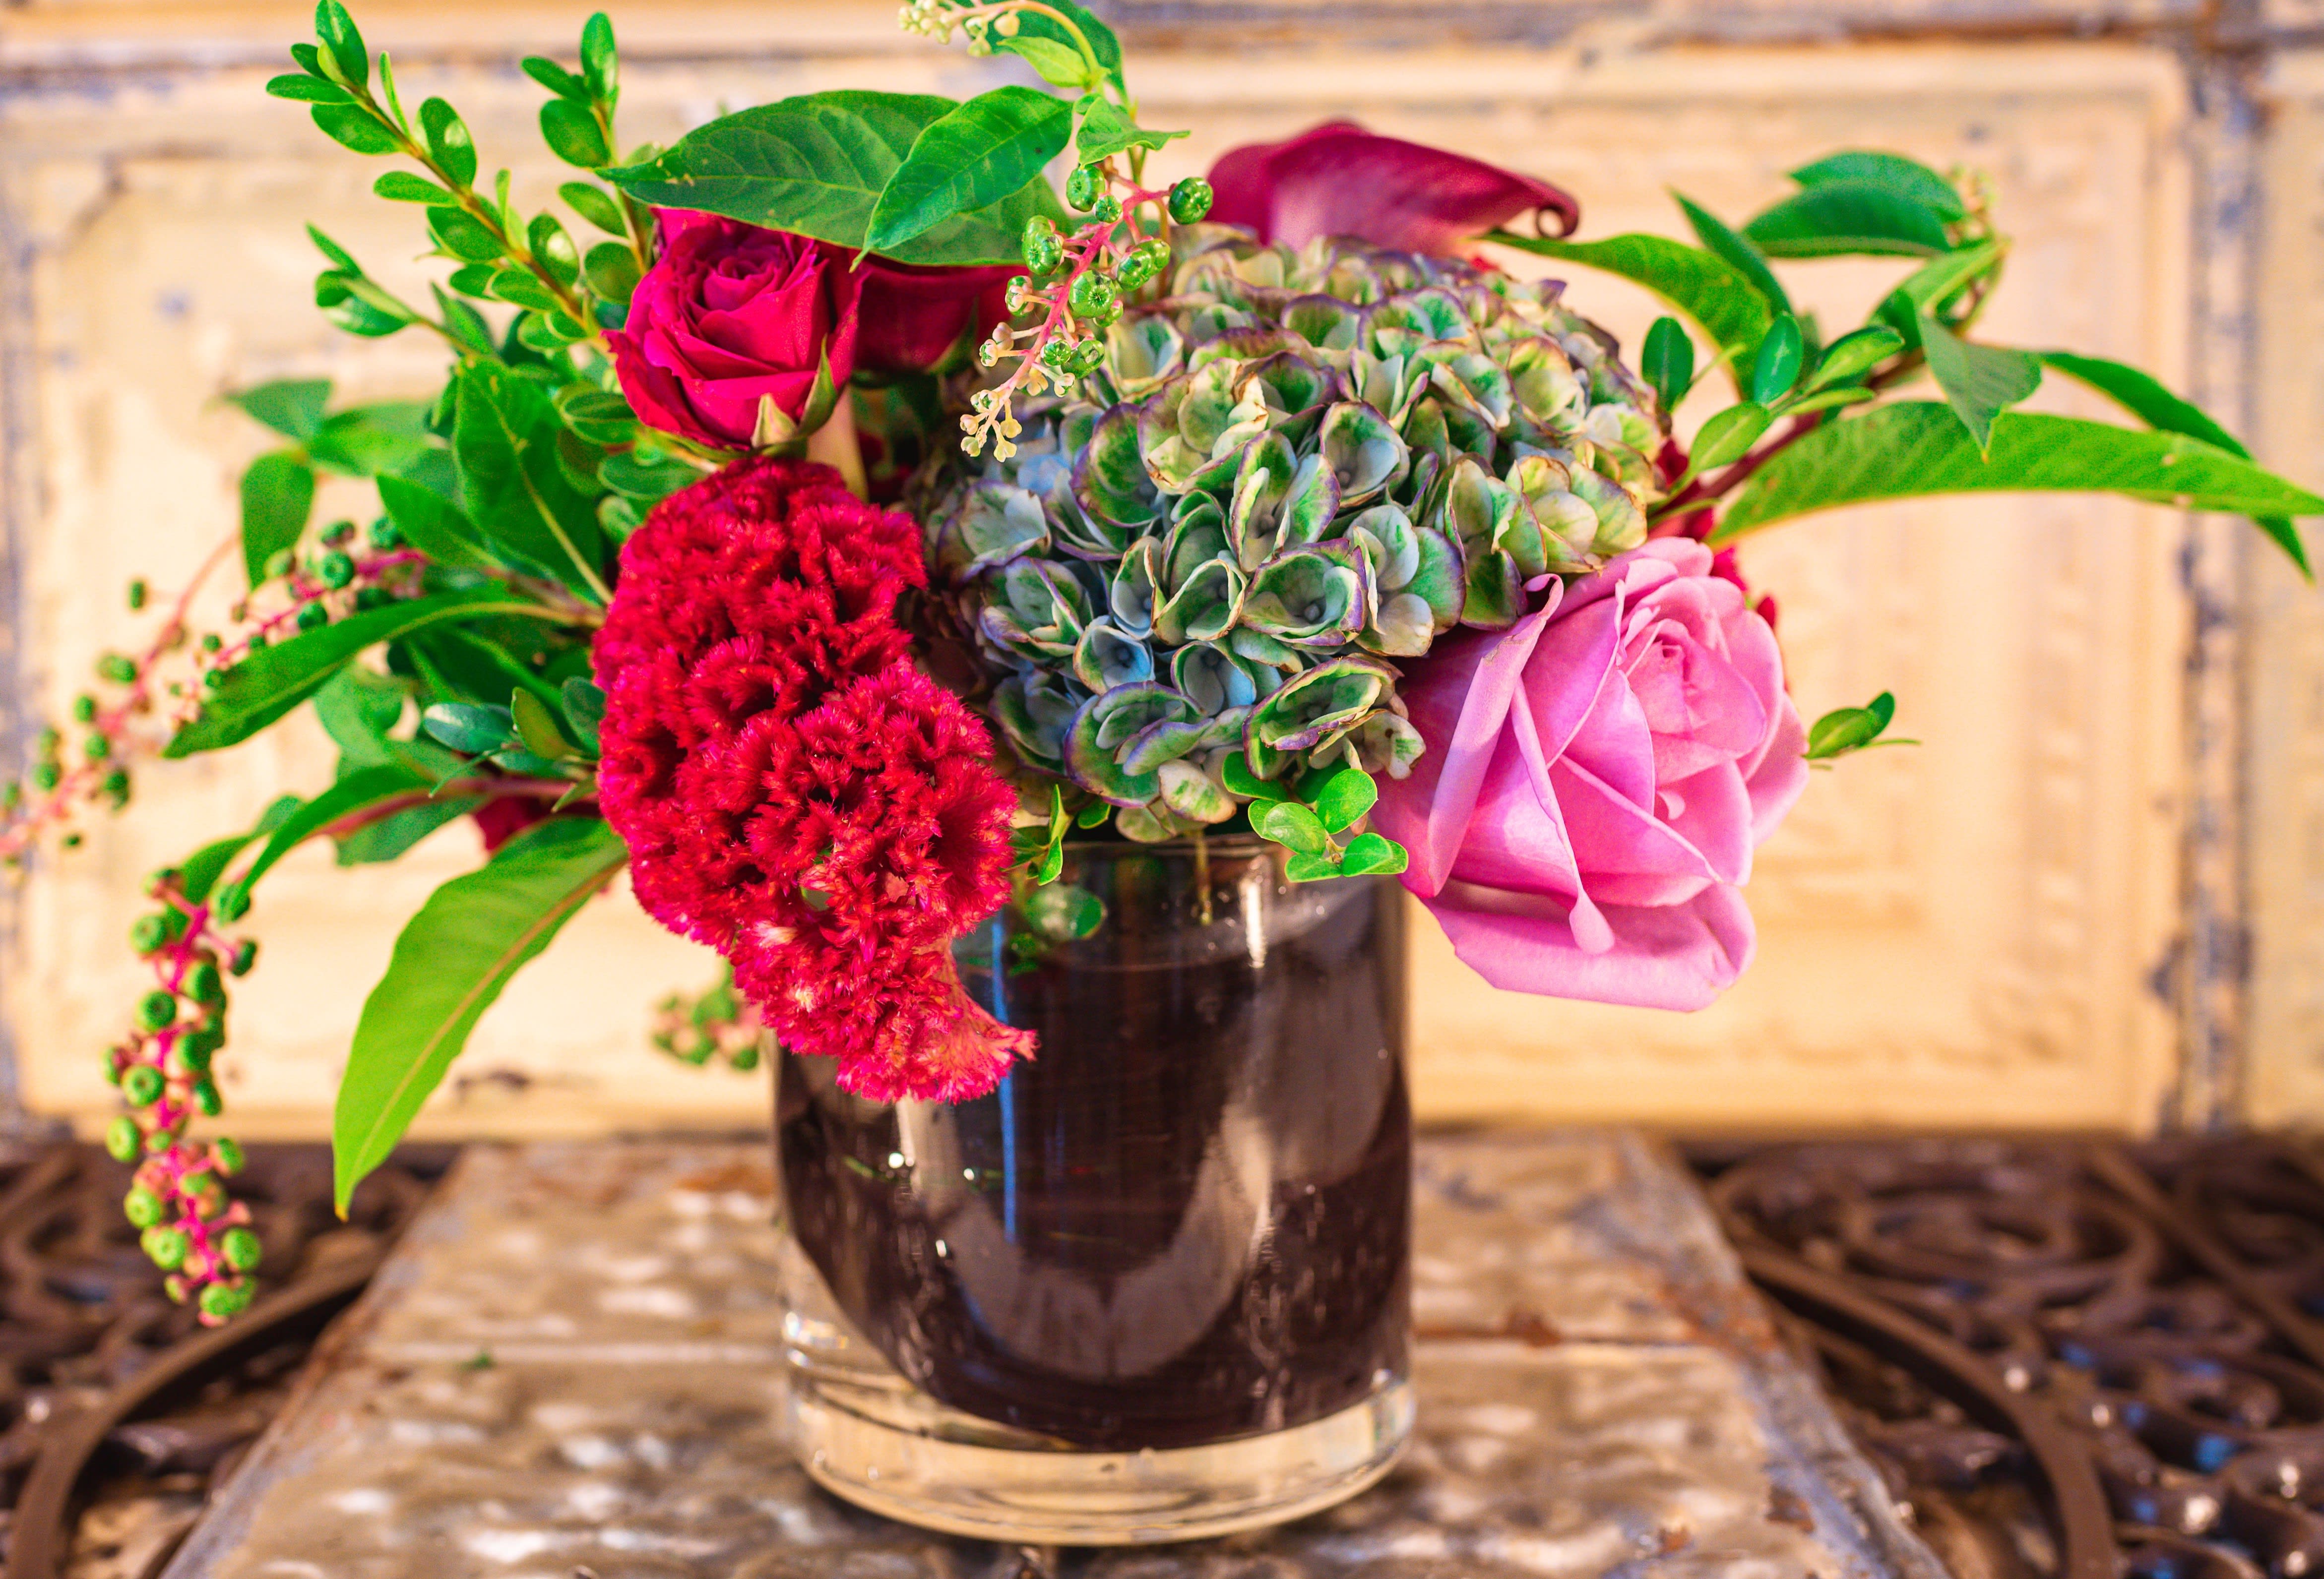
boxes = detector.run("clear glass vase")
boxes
[772,836,1412,1544]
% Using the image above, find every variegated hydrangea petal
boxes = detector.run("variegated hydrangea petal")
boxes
[1319,401,1409,507]
[1283,294,1362,353]
[1569,466,1648,556]
[1229,431,1297,571]
[1108,314,1186,399]
[1109,538,1161,636]
[1172,640,1259,715]
[1363,591,1436,657]
[1243,547,1366,648]
[1153,555,1246,645]
[1156,758,1238,824]
[1120,715,1210,776]
[1075,405,1163,528]
[939,483,1050,581]
[1355,709,1427,779]
[1250,655,1392,756]
[1280,453,1341,550]
[1427,349,1516,431]
[1408,529,1465,632]
[990,670,1085,771]
[1348,502,1421,589]
[1116,803,1194,843]
[1462,546,1525,629]
[1164,499,1230,595]
[1072,617,1156,692]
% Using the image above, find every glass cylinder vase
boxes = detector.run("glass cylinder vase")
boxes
[772,836,1412,1544]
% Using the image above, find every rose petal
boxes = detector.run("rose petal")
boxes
[1206,121,1580,255]
[856,258,1016,374]
[1424,880,1756,1011]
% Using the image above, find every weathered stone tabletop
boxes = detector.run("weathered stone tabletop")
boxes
[159,1134,1945,1579]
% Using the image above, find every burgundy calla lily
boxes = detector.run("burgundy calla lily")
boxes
[1205,120,1580,256]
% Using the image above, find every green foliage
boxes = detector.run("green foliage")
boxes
[167,589,565,757]
[1073,96,1186,165]
[607,91,1068,266]
[333,817,628,1211]
[1788,151,1965,221]
[1713,404,2324,543]
[1919,315,2042,454]
[1805,691,1914,761]
[1674,192,1792,319]
[1488,230,1772,387]
[228,379,331,440]
[449,363,611,600]
[1641,316,1693,410]
[1742,181,1953,258]
[240,452,316,589]
[865,86,1074,253]
[1749,316,1804,404]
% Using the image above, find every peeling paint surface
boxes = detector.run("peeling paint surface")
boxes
[162,1134,1945,1579]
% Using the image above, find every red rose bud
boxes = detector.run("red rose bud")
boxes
[1206,120,1580,257]
[610,211,866,451]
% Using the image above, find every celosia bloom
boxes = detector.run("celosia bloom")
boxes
[595,455,1032,1101]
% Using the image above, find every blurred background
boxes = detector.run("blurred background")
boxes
[0,0,2317,1142]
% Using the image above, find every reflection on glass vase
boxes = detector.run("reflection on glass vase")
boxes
[772,836,1412,1544]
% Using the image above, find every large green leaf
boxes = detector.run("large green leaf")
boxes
[1712,403,2324,560]
[376,472,501,572]
[608,91,1068,267]
[1673,193,1792,318]
[2038,350,2308,575]
[453,363,609,600]
[240,450,315,588]
[1487,230,1773,388]
[306,402,438,477]
[227,379,332,441]
[1920,316,2042,453]
[1788,151,1966,222]
[165,588,565,757]
[866,86,1072,252]
[213,764,431,914]
[1743,179,1954,258]
[333,817,628,1210]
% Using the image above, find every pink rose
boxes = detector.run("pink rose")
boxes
[610,211,865,450]
[1206,120,1580,256]
[1373,540,1809,1010]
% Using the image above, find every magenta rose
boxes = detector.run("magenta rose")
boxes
[1206,120,1580,256]
[610,211,865,450]
[1373,540,1809,1011]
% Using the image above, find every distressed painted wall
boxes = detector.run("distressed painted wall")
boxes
[0,0,2302,1138]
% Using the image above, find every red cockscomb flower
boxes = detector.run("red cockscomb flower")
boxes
[594,455,1032,1102]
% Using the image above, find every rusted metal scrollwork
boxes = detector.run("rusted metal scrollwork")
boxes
[1698,1137,2324,1579]
[0,1141,445,1579]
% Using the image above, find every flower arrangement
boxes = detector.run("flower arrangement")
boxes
[12,0,2319,1323]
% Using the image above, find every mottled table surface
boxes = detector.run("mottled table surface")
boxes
[159,1135,1945,1579]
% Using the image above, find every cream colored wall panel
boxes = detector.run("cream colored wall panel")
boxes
[1,28,2193,1136]
[2243,53,2324,1129]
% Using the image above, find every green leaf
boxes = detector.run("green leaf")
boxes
[336,795,480,865]
[428,205,503,263]
[1003,0,1124,94]
[1789,151,1964,222]
[1750,316,1804,404]
[1875,240,2004,349]
[607,90,1069,267]
[1642,316,1693,410]
[267,74,353,104]
[1487,230,1772,388]
[1339,831,1409,876]
[579,13,617,102]
[2035,351,2247,457]
[1690,402,1774,474]
[1713,403,2324,556]
[509,688,576,760]
[1074,96,1186,165]
[1742,179,1953,258]
[541,98,612,169]
[311,104,399,156]
[582,241,641,304]
[1219,752,1275,799]
[560,181,627,234]
[334,817,627,1211]
[308,402,437,477]
[1283,850,1344,882]
[1253,799,1329,856]
[314,0,369,90]
[998,34,1099,90]
[2037,351,2307,576]
[453,363,610,600]
[1308,765,1378,834]
[180,833,262,905]
[598,450,699,502]
[419,98,477,188]
[1674,192,1792,318]
[522,57,587,101]
[1920,315,2042,453]
[240,451,316,588]
[313,664,410,766]
[307,223,361,272]
[422,701,515,753]
[217,764,430,913]
[166,589,565,757]
[373,171,453,204]
[376,473,500,571]
[1805,692,1901,760]
[865,86,1073,253]
[1807,326,1904,391]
